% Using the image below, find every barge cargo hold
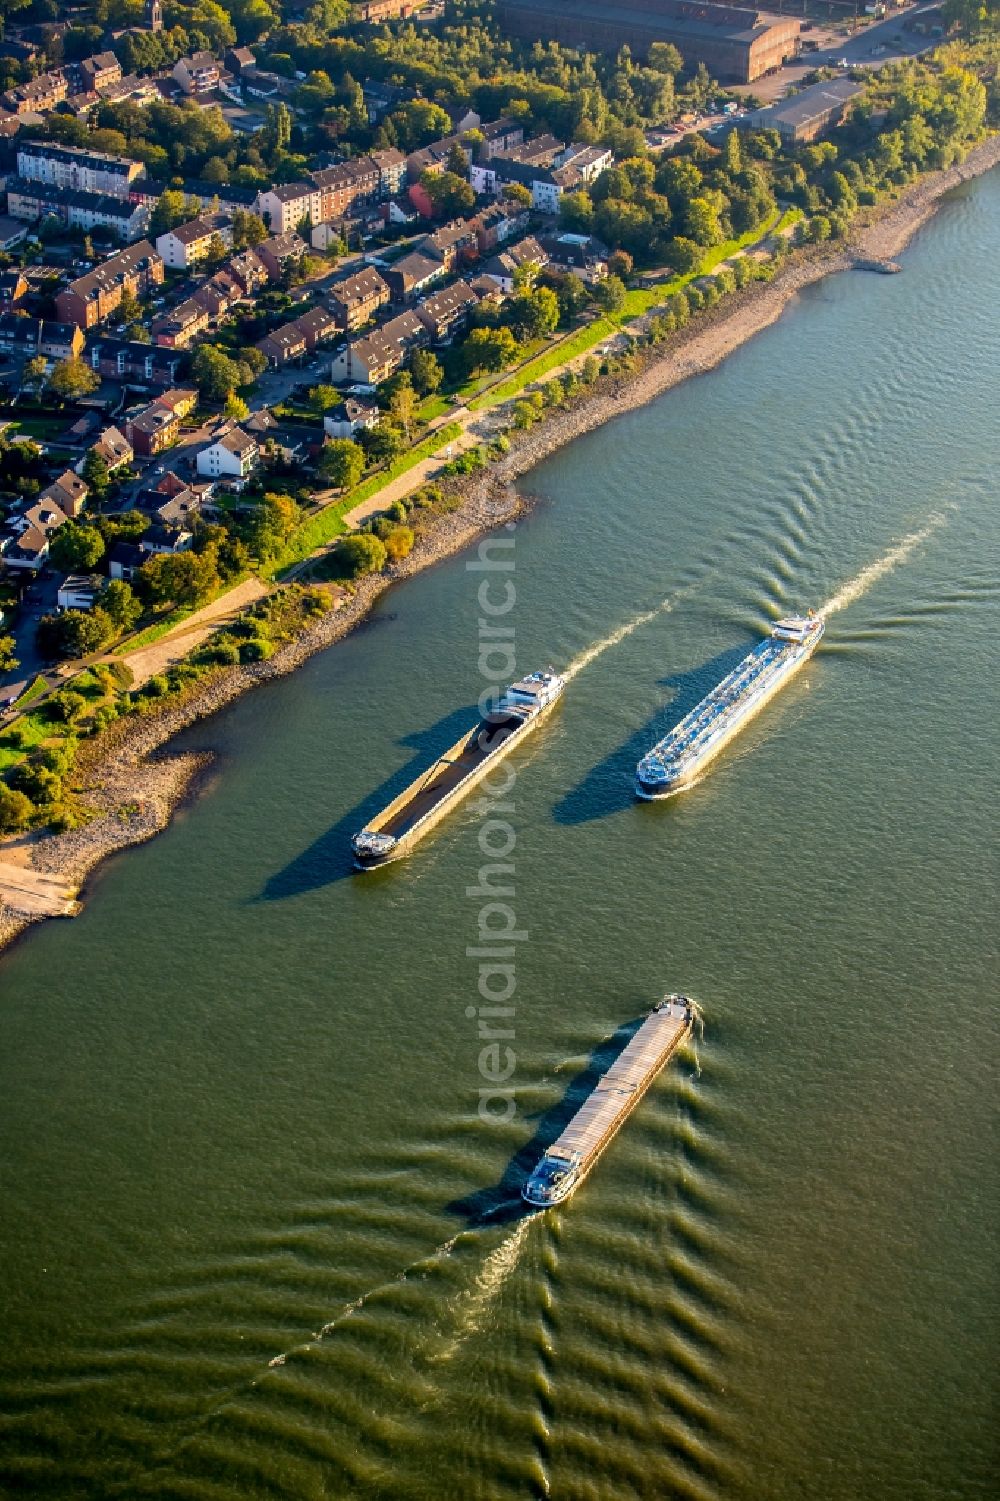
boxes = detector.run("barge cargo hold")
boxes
[522,995,693,1208]
[352,670,565,870]
[635,613,824,800]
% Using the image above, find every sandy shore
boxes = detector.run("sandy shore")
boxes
[2,135,997,955]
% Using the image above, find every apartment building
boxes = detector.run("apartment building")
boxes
[172,52,221,95]
[55,241,164,329]
[330,309,428,385]
[17,140,145,199]
[154,213,233,269]
[327,266,391,332]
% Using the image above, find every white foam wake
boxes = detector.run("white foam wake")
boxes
[564,595,678,681]
[819,515,947,620]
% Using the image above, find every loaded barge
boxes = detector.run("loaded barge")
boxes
[352,670,565,870]
[522,995,694,1208]
[635,613,824,799]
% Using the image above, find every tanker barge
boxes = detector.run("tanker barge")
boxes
[352,670,565,870]
[635,614,823,799]
[522,995,694,1208]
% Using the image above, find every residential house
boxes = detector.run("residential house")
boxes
[131,177,260,218]
[227,247,268,296]
[107,540,144,581]
[256,322,308,366]
[172,52,221,95]
[537,231,609,283]
[0,270,29,311]
[406,132,473,182]
[191,270,239,320]
[470,200,530,254]
[154,213,232,269]
[481,235,549,294]
[362,80,414,124]
[97,73,161,108]
[330,309,428,385]
[56,242,163,329]
[196,426,259,484]
[150,297,210,348]
[310,157,380,222]
[257,181,322,236]
[13,495,69,538]
[0,216,29,250]
[0,314,84,359]
[414,279,479,343]
[2,527,50,570]
[383,249,445,303]
[125,392,193,457]
[3,69,68,115]
[555,142,613,182]
[241,67,286,100]
[86,425,133,473]
[225,45,256,74]
[79,52,122,93]
[354,0,423,18]
[139,524,193,555]
[17,139,144,198]
[423,219,479,272]
[45,470,89,517]
[369,147,407,199]
[292,305,339,351]
[256,232,307,281]
[57,573,103,610]
[6,179,149,240]
[327,266,391,331]
[323,397,380,440]
[86,337,182,386]
[476,118,524,160]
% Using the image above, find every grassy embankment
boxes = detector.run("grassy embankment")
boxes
[469,210,797,410]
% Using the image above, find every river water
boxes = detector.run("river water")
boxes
[1,172,998,1501]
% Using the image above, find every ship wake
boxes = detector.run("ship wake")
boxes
[819,513,948,619]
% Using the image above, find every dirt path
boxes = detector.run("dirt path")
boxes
[121,577,268,687]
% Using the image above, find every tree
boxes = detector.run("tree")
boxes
[48,524,105,572]
[388,375,417,439]
[22,355,48,391]
[224,393,250,422]
[242,494,299,561]
[140,549,220,608]
[191,345,246,402]
[318,438,364,490]
[684,196,725,247]
[231,208,268,248]
[0,786,33,834]
[592,274,626,314]
[421,169,475,219]
[101,580,141,632]
[608,249,634,281]
[446,141,468,176]
[0,634,18,673]
[118,287,142,324]
[503,181,533,210]
[149,188,188,238]
[80,448,111,496]
[554,271,589,322]
[38,607,113,658]
[410,348,443,397]
[506,286,559,342]
[334,532,386,578]
[360,423,404,466]
[48,358,100,401]
[309,384,340,416]
[461,326,519,375]
[665,235,702,274]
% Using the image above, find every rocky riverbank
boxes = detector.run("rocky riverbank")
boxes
[2,135,997,956]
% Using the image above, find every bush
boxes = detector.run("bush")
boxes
[334,532,387,579]
[0,785,34,833]
[239,637,274,662]
[384,526,415,562]
[387,499,408,523]
[47,689,86,724]
[141,674,171,697]
[9,764,61,805]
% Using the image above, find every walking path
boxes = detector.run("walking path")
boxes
[120,577,268,687]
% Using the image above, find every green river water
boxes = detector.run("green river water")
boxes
[1,171,998,1501]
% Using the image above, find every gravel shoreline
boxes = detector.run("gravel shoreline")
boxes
[2,137,997,954]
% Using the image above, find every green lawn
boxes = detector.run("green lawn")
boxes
[16,674,48,708]
[416,394,451,423]
[469,212,786,411]
[113,607,190,655]
[0,709,57,771]
[268,421,464,579]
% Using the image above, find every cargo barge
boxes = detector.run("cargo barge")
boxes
[635,613,823,799]
[522,995,694,1208]
[352,670,565,870]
